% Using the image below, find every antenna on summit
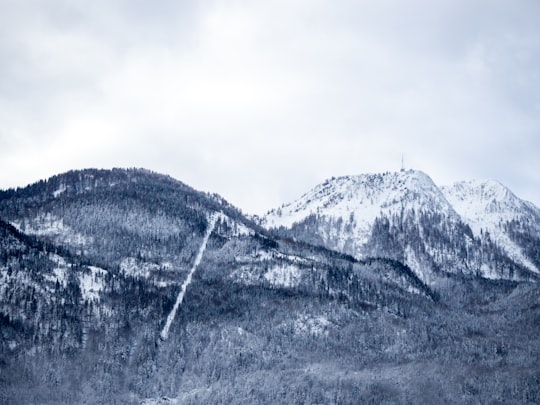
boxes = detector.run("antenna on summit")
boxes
[401,154,405,171]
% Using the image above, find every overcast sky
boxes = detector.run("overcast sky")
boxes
[1,0,539,214]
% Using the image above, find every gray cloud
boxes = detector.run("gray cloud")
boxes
[1,0,539,213]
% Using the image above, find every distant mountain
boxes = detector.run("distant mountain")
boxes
[262,170,540,283]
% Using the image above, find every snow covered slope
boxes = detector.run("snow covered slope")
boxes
[262,170,540,282]
[442,180,540,275]
[264,169,458,244]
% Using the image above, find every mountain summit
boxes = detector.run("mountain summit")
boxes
[263,169,457,239]
[262,170,540,283]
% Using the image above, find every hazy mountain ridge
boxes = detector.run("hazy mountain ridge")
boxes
[263,169,540,282]
[0,168,539,404]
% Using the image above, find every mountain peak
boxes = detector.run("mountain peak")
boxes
[331,169,433,187]
[443,178,514,202]
[263,169,454,230]
[262,169,540,282]
[441,178,529,218]
[0,168,197,204]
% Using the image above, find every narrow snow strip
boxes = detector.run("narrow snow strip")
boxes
[160,214,218,340]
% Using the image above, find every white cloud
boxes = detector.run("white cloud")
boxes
[1,0,539,213]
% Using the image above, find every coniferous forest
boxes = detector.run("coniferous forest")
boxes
[1,168,539,404]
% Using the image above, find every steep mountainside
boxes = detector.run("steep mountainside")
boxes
[442,179,540,273]
[263,170,539,283]
[0,168,539,404]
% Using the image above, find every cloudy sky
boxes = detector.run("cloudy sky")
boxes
[1,0,539,214]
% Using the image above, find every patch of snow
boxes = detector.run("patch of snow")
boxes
[264,264,302,288]
[49,253,68,266]
[294,315,331,337]
[140,398,179,405]
[44,267,68,287]
[480,263,499,280]
[236,249,313,266]
[161,261,173,270]
[229,264,260,285]
[225,218,254,237]
[53,267,67,285]
[404,246,430,285]
[120,258,178,278]
[21,213,66,235]
[79,266,107,302]
[9,221,23,232]
[156,281,172,288]
[211,212,254,238]
[52,185,67,197]
[251,250,274,261]
[41,254,71,287]
[234,222,254,236]
[120,257,152,278]
[11,213,92,249]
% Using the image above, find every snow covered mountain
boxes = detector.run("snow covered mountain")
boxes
[1,168,539,404]
[262,170,540,282]
[0,168,440,403]
[442,179,540,276]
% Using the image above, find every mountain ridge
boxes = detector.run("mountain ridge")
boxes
[262,169,540,282]
[1,167,539,404]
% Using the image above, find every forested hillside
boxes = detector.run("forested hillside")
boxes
[0,169,539,404]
